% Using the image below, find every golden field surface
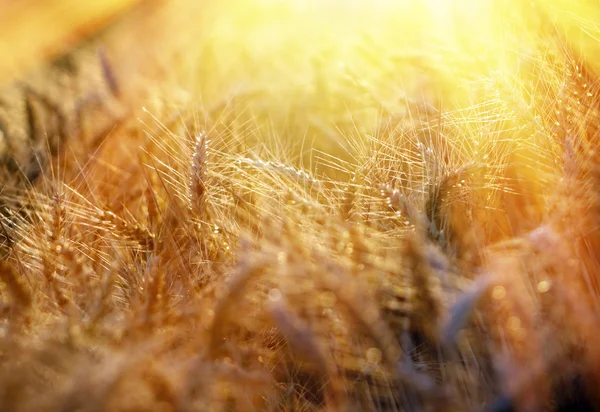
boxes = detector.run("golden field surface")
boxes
[2,0,600,411]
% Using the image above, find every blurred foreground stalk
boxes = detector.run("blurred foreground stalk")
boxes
[0,0,145,86]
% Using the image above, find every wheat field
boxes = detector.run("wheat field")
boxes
[0,0,600,411]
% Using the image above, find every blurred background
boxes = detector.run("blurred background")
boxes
[3,0,600,179]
